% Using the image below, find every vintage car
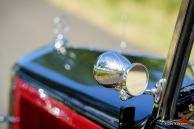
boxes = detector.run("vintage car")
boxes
[0,0,194,129]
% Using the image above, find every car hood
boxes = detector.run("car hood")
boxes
[15,45,194,128]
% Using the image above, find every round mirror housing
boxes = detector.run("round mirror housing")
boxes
[93,51,149,99]
[125,63,149,96]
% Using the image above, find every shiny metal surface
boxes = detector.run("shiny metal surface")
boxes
[93,51,167,103]
[144,79,166,103]
[93,51,149,100]
[125,63,149,96]
[93,51,131,89]
[154,79,166,103]
[153,0,194,120]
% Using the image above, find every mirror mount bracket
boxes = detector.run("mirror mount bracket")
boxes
[119,88,131,101]
[145,79,166,103]
[119,79,166,102]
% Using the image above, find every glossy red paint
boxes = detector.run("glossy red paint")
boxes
[13,77,103,129]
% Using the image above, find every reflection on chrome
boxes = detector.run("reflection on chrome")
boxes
[93,51,166,102]
[93,51,149,100]
[94,51,131,89]
[126,63,149,96]
[120,89,131,101]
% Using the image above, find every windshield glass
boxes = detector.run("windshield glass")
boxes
[49,0,181,57]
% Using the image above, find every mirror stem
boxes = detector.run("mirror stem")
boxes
[144,89,157,96]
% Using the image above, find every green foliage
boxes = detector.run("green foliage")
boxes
[105,0,179,12]
[53,0,181,56]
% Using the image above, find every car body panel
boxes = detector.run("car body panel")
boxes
[13,77,103,129]
[13,45,194,128]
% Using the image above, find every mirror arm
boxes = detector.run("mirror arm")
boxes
[119,79,166,103]
[144,79,166,103]
[144,89,157,95]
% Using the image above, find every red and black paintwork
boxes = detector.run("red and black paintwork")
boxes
[13,77,103,129]
[9,45,194,129]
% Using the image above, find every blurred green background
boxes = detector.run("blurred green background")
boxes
[48,0,182,56]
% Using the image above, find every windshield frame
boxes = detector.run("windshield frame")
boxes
[152,0,194,120]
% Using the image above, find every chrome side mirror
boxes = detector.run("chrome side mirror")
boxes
[93,51,165,102]
[93,51,149,100]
